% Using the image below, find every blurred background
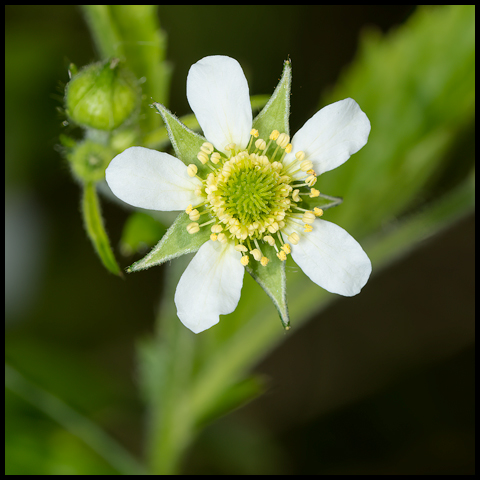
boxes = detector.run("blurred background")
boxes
[5,5,474,475]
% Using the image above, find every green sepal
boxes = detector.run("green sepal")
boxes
[247,60,292,329]
[252,59,292,137]
[82,181,122,276]
[127,212,211,273]
[301,191,343,212]
[152,102,210,177]
[245,244,290,329]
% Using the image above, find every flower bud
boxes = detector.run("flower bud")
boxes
[65,58,140,131]
[68,140,115,182]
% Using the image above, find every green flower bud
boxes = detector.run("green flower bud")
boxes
[65,58,140,131]
[68,140,115,182]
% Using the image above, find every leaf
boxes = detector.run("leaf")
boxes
[127,212,211,273]
[82,182,122,276]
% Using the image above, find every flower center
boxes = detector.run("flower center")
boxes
[210,152,291,240]
[185,129,324,266]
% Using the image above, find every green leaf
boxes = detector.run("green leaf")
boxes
[253,59,292,137]
[152,102,210,177]
[319,5,475,240]
[82,182,122,276]
[127,212,211,273]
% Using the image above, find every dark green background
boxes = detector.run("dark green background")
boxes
[5,5,474,475]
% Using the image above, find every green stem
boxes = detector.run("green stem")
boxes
[80,5,124,60]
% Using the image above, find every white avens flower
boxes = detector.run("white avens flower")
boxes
[106,55,372,334]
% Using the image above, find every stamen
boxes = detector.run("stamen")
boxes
[189,209,200,221]
[240,255,249,266]
[288,232,300,245]
[187,164,198,177]
[197,151,209,165]
[210,152,221,164]
[314,207,324,217]
[187,222,199,234]
[200,142,214,154]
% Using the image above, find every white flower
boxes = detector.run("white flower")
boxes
[106,55,372,333]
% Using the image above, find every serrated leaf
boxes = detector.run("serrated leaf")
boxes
[82,182,122,276]
[127,212,211,272]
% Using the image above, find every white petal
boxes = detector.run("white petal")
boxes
[187,55,252,153]
[290,219,371,296]
[174,240,244,333]
[286,98,371,175]
[105,146,202,211]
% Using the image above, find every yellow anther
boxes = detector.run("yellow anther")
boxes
[263,235,275,246]
[269,130,280,141]
[295,151,306,161]
[217,233,227,244]
[255,138,266,150]
[276,133,290,148]
[211,224,223,233]
[282,243,291,254]
[240,255,250,266]
[284,143,292,153]
[185,204,193,214]
[267,222,279,233]
[309,188,320,198]
[288,232,300,245]
[187,164,198,177]
[194,187,204,197]
[300,160,313,171]
[210,233,218,241]
[235,244,248,252]
[189,209,200,221]
[305,175,317,187]
[292,189,300,202]
[197,151,209,164]
[210,152,221,164]
[314,207,324,217]
[307,169,317,176]
[200,142,214,154]
[250,249,262,261]
[260,256,269,267]
[304,224,313,233]
[250,128,259,138]
[187,222,200,234]
[277,250,287,261]
[302,211,316,224]
[225,143,236,151]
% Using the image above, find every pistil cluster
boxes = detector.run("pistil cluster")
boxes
[185,129,324,266]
